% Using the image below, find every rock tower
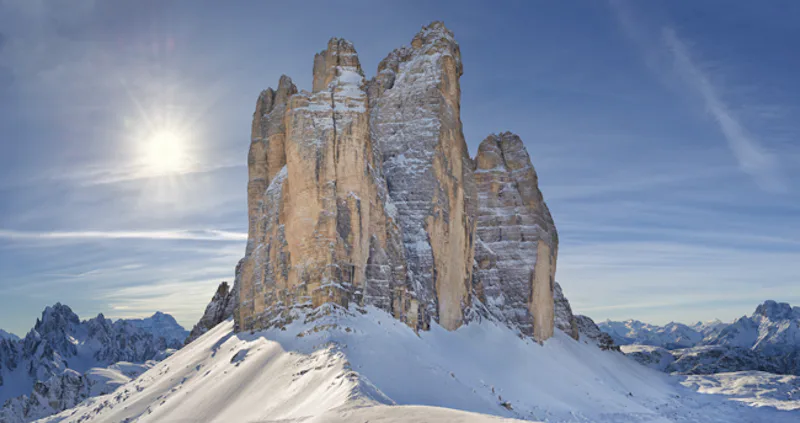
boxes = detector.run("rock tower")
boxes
[234,22,559,341]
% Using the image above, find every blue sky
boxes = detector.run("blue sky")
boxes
[1,0,798,336]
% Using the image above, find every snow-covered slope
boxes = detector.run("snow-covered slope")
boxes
[83,362,155,397]
[681,371,800,411]
[42,306,798,423]
[621,345,676,371]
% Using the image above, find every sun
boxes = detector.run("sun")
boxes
[142,129,189,176]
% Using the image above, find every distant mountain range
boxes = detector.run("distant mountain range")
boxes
[600,318,727,349]
[0,303,187,423]
[599,300,800,376]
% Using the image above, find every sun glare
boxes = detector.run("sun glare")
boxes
[142,130,188,176]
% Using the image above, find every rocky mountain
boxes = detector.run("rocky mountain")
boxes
[692,319,728,338]
[607,300,800,376]
[125,312,189,348]
[236,20,559,343]
[599,319,706,349]
[0,330,19,342]
[185,281,237,345]
[553,282,578,339]
[0,304,183,423]
[707,300,800,351]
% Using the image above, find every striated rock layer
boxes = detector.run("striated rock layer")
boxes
[369,22,476,331]
[472,132,559,340]
[235,21,560,341]
[237,38,411,332]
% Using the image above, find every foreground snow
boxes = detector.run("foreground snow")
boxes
[41,307,799,423]
[681,371,800,411]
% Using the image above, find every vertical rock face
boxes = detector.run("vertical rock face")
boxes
[235,21,559,342]
[369,22,476,331]
[236,37,411,332]
[247,75,297,243]
[472,132,558,340]
[554,282,579,340]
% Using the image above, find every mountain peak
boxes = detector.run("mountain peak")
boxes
[37,302,80,332]
[754,300,794,320]
[312,37,363,92]
[412,21,457,48]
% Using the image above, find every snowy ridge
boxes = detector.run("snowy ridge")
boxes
[41,306,798,422]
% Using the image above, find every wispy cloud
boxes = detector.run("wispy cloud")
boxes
[0,229,246,242]
[609,0,785,192]
[58,160,243,187]
[662,28,784,192]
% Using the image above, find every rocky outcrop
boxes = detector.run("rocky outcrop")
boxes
[554,282,579,340]
[185,281,237,344]
[0,338,19,388]
[368,22,476,331]
[236,36,411,332]
[126,312,189,348]
[1,369,90,423]
[235,21,560,342]
[576,315,618,351]
[472,133,558,340]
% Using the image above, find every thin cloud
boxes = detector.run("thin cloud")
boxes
[59,158,243,187]
[0,229,247,242]
[609,1,784,192]
[662,28,784,192]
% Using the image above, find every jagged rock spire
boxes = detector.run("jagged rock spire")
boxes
[369,21,475,331]
[236,35,411,332]
[312,38,364,92]
[234,22,559,342]
[247,75,297,243]
[473,132,558,341]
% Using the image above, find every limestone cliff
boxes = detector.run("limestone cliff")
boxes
[234,22,560,342]
[472,132,559,340]
[236,38,411,332]
[368,22,477,331]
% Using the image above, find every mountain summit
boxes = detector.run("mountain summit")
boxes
[235,21,559,342]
